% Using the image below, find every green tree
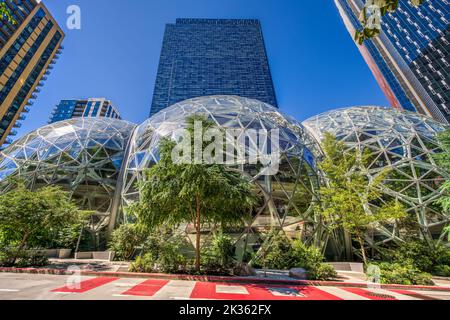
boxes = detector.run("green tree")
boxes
[435,130,450,241]
[316,133,406,264]
[0,182,85,264]
[435,130,450,213]
[0,0,16,24]
[128,115,257,271]
[356,0,424,44]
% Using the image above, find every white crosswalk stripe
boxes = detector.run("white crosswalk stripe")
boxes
[316,286,370,300]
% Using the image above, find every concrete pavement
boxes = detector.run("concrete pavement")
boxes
[0,272,449,300]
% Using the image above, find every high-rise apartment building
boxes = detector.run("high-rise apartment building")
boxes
[0,0,64,146]
[49,98,121,123]
[335,0,450,124]
[150,18,278,116]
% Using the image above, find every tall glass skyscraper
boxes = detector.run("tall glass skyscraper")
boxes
[150,19,278,116]
[335,0,450,124]
[0,0,64,147]
[49,98,122,124]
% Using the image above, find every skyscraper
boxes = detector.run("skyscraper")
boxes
[0,0,64,146]
[49,98,122,124]
[150,18,278,116]
[335,0,450,124]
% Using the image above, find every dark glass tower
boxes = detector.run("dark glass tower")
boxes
[150,19,278,116]
[335,0,450,124]
[0,0,64,147]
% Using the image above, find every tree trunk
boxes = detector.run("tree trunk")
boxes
[344,230,353,261]
[12,231,30,266]
[195,194,201,272]
[357,234,368,265]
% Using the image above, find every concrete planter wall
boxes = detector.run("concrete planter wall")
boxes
[74,251,115,261]
[31,249,72,259]
[58,249,72,259]
[330,262,364,273]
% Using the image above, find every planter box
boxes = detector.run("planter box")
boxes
[75,251,115,261]
[58,249,72,259]
[329,262,364,273]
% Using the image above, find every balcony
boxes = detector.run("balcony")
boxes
[26,101,34,106]
[8,130,17,137]
[23,107,30,113]
[13,122,22,128]
[18,115,26,121]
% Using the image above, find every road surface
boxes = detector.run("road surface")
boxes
[0,272,449,300]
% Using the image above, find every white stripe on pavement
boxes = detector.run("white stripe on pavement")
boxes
[315,286,370,300]
[152,280,197,300]
[0,289,20,292]
[367,288,421,300]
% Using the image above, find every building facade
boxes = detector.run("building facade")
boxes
[335,0,450,124]
[49,98,121,123]
[150,19,278,116]
[0,0,64,146]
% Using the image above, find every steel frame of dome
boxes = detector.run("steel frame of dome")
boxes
[120,96,323,260]
[303,106,450,252]
[0,118,136,247]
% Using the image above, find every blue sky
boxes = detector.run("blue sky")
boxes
[16,0,389,138]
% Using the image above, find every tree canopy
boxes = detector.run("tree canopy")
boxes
[435,130,450,240]
[315,133,406,264]
[0,0,16,24]
[128,115,257,270]
[0,182,86,262]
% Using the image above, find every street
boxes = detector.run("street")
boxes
[0,272,449,300]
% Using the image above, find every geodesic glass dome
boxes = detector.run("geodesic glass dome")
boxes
[121,96,322,260]
[303,106,450,246]
[0,118,136,241]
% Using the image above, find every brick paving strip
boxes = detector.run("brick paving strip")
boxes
[1,267,450,293]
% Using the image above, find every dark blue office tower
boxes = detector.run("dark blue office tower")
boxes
[150,19,278,116]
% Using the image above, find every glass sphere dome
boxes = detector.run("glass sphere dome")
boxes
[303,106,449,243]
[0,118,136,237]
[122,95,322,259]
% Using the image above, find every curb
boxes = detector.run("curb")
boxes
[2,267,450,292]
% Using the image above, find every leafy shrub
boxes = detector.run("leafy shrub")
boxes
[203,233,236,272]
[252,231,337,280]
[0,247,48,268]
[309,263,338,281]
[129,235,186,274]
[252,232,296,270]
[433,265,450,277]
[375,262,434,286]
[129,254,155,273]
[108,224,144,261]
[389,240,450,274]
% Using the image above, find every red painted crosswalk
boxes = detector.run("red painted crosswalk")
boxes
[122,279,169,297]
[190,282,341,300]
[51,277,119,293]
[48,276,449,300]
